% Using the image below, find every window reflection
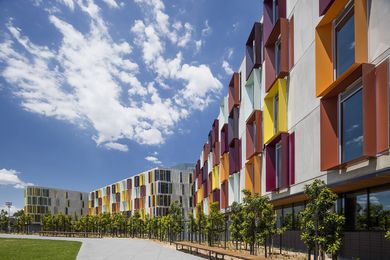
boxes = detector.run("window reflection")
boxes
[369,188,390,231]
[345,191,367,230]
[335,4,355,77]
[341,86,363,163]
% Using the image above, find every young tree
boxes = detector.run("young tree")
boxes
[299,179,345,260]
[169,201,183,241]
[0,210,8,232]
[196,205,208,243]
[241,190,276,256]
[230,201,244,249]
[207,202,224,246]
[187,211,197,242]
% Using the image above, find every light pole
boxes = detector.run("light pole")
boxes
[5,202,12,233]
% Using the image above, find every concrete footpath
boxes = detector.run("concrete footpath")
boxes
[0,234,201,260]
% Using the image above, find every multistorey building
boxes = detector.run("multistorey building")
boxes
[192,0,390,258]
[24,186,89,231]
[89,167,193,219]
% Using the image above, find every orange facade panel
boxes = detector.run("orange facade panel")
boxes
[220,153,229,183]
[316,0,368,97]
[245,156,261,194]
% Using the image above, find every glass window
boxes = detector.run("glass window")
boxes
[274,94,279,133]
[335,4,355,78]
[275,39,281,75]
[345,191,368,230]
[340,86,363,163]
[252,40,256,62]
[282,206,293,230]
[369,187,390,231]
[273,0,279,24]
[275,142,282,189]
[293,204,305,230]
[275,208,283,228]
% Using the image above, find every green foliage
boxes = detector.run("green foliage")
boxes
[299,179,345,256]
[169,201,183,238]
[196,204,208,237]
[241,189,276,255]
[0,210,8,232]
[207,202,225,243]
[229,201,244,246]
[386,230,390,239]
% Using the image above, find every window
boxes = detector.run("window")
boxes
[275,38,281,75]
[180,172,183,183]
[282,206,293,230]
[340,84,363,163]
[274,94,279,133]
[369,187,390,231]
[273,0,279,24]
[345,191,367,230]
[275,142,282,188]
[189,174,192,184]
[334,3,355,78]
[65,207,68,215]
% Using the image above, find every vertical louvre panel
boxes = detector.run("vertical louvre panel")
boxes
[281,133,290,189]
[289,16,294,70]
[266,145,276,192]
[363,65,376,157]
[289,132,295,185]
[320,97,339,171]
[375,59,389,153]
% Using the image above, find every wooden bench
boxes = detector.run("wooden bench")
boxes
[173,241,266,260]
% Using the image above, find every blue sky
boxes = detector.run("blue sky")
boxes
[0,0,261,212]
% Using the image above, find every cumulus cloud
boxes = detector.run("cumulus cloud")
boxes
[0,169,33,189]
[145,156,161,165]
[0,0,221,151]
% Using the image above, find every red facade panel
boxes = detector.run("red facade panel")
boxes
[376,59,389,153]
[228,73,240,113]
[246,110,263,160]
[221,181,228,209]
[229,139,242,175]
[265,145,276,192]
[203,143,209,162]
[140,185,146,197]
[213,142,220,166]
[221,124,229,154]
[127,178,132,190]
[213,189,220,209]
[265,18,290,92]
[246,22,263,79]
[289,16,294,70]
[319,0,335,16]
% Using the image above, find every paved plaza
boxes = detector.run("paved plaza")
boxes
[0,234,201,260]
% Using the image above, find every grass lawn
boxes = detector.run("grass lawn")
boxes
[0,238,81,260]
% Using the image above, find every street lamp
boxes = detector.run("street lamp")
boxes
[5,202,12,233]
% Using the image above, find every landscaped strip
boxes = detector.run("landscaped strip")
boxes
[0,238,81,260]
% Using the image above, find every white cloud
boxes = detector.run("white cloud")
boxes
[227,48,234,59]
[104,142,129,152]
[145,155,161,164]
[222,60,233,75]
[201,20,212,37]
[0,169,33,189]
[195,40,202,52]
[0,0,221,151]
[102,0,119,8]
[57,0,75,11]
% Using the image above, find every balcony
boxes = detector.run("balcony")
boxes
[228,72,240,113]
[229,139,242,175]
[220,124,229,154]
[320,62,389,170]
[265,132,295,192]
[264,18,290,92]
[263,0,286,42]
[315,0,368,97]
[246,110,263,160]
[264,79,287,144]
[228,106,239,146]
[246,22,263,80]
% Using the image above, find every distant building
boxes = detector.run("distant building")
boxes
[24,186,89,231]
[89,167,194,219]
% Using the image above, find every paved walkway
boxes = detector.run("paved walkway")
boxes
[0,234,201,260]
